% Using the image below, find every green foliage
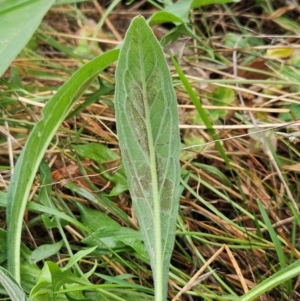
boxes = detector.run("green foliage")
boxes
[29,241,64,264]
[225,33,263,49]
[3,0,300,300]
[114,16,181,301]
[0,0,55,77]
[78,203,148,259]
[171,57,231,169]
[72,143,128,196]
[279,104,300,122]
[149,0,239,25]
[6,49,119,282]
[257,200,291,293]
[210,86,235,120]
[239,260,300,301]
[30,261,90,300]
[0,266,31,301]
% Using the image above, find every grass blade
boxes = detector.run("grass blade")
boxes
[114,16,181,301]
[171,57,231,168]
[257,200,291,293]
[6,49,119,283]
[239,260,300,301]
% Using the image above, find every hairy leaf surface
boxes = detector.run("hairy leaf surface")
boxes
[114,16,181,300]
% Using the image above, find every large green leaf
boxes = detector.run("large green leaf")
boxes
[114,16,181,301]
[0,0,55,77]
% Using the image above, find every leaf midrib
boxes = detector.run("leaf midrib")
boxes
[137,29,163,296]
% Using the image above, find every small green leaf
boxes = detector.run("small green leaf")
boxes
[225,33,263,49]
[78,204,147,259]
[41,215,69,229]
[62,246,98,272]
[212,86,235,106]
[211,86,235,120]
[149,11,185,26]
[65,181,131,225]
[77,203,120,232]
[279,103,300,122]
[114,16,181,301]
[72,143,128,196]
[149,0,240,26]
[29,241,64,264]
[30,262,90,299]
[82,227,146,256]
[160,24,191,47]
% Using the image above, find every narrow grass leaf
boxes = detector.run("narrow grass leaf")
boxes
[257,200,286,267]
[114,16,181,301]
[239,260,300,301]
[171,57,231,169]
[257,200,291,293]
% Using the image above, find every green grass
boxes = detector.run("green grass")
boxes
[1,0,300,300]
